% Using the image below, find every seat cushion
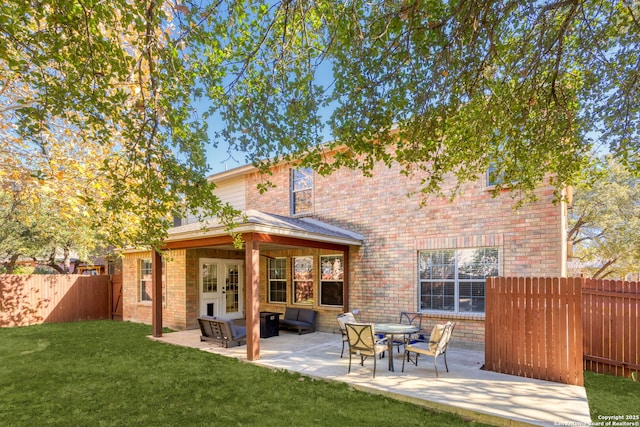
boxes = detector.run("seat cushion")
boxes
[297,309,315,324]
[279,319,309,327]
[429,324,445,342]
[283,308,299,321]
[232,324,246,340]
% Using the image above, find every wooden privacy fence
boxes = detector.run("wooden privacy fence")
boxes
[0,274,111,327]
[485,277,584,386]
[583,279,639,377]
[486,277,640,386]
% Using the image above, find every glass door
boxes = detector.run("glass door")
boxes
[224,263,242,318]
[200,260,221,318]
[199,258,244,320]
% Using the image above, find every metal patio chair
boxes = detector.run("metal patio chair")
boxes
[382,311,425,357]
[345,322,387,378]
[402,321,456,377]
[336,312,357,358]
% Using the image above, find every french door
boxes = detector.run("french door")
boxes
[199,258,244,320]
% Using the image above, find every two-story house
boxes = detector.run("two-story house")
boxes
[121,153,568,358]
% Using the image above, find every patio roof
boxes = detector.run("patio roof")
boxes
[166,209,364,248]
[148,210,362,360]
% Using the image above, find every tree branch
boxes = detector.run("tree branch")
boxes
[592,257,618,279]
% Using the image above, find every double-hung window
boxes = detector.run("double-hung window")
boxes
[139,258,166,305]
[268,258,287,303]
[486,163,504,187]
[293,256,313,304]
[319,255,343,306]
[291,167,313,215]
[140,259,153,302]
[419,247,498,313]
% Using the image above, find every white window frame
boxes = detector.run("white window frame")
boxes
[418,247,498,313]
[319,255,344,307]
[268,257,287,303]
[140,259,152,302]
[291,167,313,215]
[292,256,314,305]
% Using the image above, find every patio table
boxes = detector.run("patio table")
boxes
[375,323,419,372]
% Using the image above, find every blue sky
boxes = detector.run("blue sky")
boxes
[205,141,245,174]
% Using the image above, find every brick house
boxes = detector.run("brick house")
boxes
[121,154,568,358]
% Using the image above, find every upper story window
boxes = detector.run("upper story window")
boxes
[487,161,520,188]
[291,167,313,215]
[486,163,504,187]
[419,247,499,313]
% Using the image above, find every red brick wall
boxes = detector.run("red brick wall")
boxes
[122,250,190,331]
[122,251,149,326]
[245,159,567,343]
[123,248,245,331]
[123,157,567,345]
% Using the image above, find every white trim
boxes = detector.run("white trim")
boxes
[167,210,363,247]
[120,210,364,252]
[207,164,256,183]
[199,258,244,320]
[166,222,362,246]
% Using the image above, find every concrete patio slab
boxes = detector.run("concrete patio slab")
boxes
[150,330,591,427]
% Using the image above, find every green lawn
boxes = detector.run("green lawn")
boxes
[2,321,637,427]
[584,370,640,423]
[0,321,490,426]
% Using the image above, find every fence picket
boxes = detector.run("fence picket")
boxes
[570,277,583,385]
[522,280,540,378]
[541,277,551,380]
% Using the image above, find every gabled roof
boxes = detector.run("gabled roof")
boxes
[167,210,363,247]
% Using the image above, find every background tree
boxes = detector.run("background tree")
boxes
[0,187,105,273]
[2,0,639,253]
[204,0,638,202]
[567,156,640,279]
[1,0,239,252]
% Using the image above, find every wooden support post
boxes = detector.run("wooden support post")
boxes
[245,234,260,361]
[152,249,163,338]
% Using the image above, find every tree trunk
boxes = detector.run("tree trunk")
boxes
[44,249,65,274]
[5,253,20,274]
[62,246,71,273]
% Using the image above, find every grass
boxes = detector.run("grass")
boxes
[584,370,640,422]
[0,321,491,427]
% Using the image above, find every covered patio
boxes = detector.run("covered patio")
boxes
[147,210,363,360]
[151,329,591,427]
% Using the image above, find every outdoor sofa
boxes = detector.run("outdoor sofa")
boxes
[278,307,316,334]
[197,316,247,348]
